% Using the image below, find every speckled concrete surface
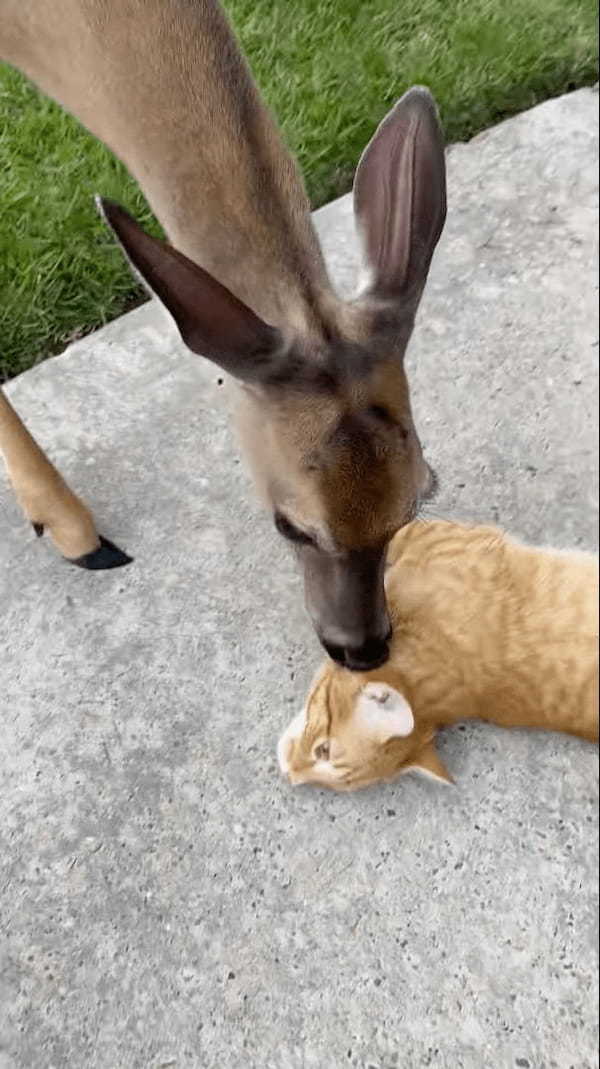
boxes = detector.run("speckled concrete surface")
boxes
[1,88,598,1069]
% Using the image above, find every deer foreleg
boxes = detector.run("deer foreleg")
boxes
[0,388,131,569]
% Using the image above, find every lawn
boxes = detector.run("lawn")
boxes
[0,0,597,380]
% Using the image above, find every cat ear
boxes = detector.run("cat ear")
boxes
[355,682,414,740]
[407,742,454,785]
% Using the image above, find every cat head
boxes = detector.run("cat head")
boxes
[277,662,453,792]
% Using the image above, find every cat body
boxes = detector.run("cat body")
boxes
[278,521,599,791]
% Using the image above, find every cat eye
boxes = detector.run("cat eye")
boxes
[313,741,330,761]
[274,511,315,547]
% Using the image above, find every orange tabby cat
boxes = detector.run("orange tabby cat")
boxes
[278,520,599,791]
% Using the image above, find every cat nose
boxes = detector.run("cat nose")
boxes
[321,632,391,672]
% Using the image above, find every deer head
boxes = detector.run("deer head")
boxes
[99,87,446,670]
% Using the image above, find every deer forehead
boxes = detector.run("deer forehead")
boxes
[259,354,410,438]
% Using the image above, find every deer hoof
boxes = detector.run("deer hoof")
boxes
[68,535,133,570]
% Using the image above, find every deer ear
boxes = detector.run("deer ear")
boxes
[355,682,414,741]
[353,86,446,308]
[97,198,284,384]
[407,741,454,785]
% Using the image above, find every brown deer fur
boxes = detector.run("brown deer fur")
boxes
[0,1,446,666]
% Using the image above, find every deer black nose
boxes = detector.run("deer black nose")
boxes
[322,633,391,672]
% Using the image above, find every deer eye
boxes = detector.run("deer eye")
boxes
[313,741,330,761]
[367,405,409,441]
[368,404,394,424]
[274,511,315,546]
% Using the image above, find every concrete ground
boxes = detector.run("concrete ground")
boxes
[1,87,598,1069]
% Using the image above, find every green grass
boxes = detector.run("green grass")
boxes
[0,0,597,379]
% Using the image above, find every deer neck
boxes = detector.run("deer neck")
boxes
[2,0,335,332]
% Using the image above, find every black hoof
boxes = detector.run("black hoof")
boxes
[68,535,133,570]
[32,522,45,538]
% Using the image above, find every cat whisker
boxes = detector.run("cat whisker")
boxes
[417,506,448,522]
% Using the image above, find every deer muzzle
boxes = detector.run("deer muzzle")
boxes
[302,543,391,671]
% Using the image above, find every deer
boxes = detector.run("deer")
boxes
[0,0,447,672]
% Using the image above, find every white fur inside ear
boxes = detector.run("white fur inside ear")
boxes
[354,255,375,298]
[277,707,307,774]
[355,683,414,740]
